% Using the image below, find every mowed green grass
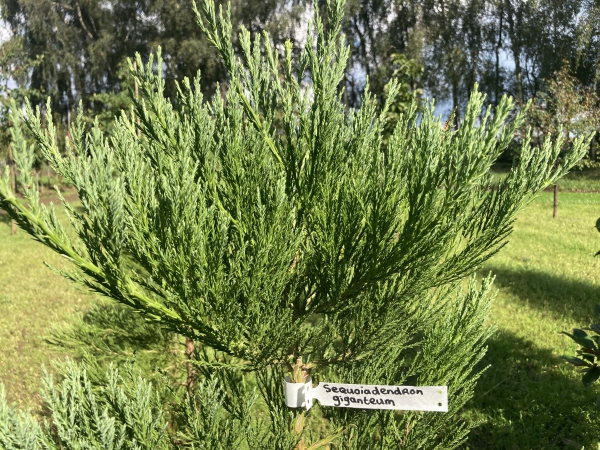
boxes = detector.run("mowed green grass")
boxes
[0,209,93,411]
[465,192,600,449]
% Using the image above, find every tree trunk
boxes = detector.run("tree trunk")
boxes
[353,15,370,79]
[553,183,558,218]
[365,9,378,76]
[495,3,504,109]
[452,78,460,128]
[133,61,141,138]
[291,356,309,450]
[439,0,459,128]
[8,145,17,235]
[185,337,196,397]
[505,0,523,104]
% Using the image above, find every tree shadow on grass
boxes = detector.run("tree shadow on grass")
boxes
[0,211,13,225]
[464,330,600,449]
[481,264,600,324]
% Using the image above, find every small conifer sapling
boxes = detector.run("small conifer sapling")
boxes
[0,0,588,447]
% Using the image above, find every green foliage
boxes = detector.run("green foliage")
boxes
[562,214,600,409]
[0,362,260,448]
[6,191,600,448]
[464,192,600,448]
[562,305,600,408]
[0,360,169,449]
[383,53,423,138]
[46,302,180,384]
[0,384,44,449]
[0,0,589,447]
[527,64,599,145]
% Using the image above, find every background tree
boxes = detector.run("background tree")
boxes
[525,64,599,217]
[382,53,423,138]
[341,0,423,107]
[528,65,599,141]
[336,0,587,117]
[0,30,41,156]
[420,0,482,122]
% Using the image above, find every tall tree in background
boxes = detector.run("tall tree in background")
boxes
[342,0,422,106]
[1,0,150,121]
[421,0,482,121]
[525,64,599,217]
[0,28,41,155]
[573,0,600,88]
[496,0,599,105]
[527,64,599,147]
[523,0,582,94]
[404,0,596,117]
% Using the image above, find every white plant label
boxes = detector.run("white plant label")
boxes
[284,376,447,412]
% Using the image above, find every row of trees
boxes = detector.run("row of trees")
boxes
[1,0,599,127]
[0,0,307,121]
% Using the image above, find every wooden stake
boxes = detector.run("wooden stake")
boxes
[291,356,309,450]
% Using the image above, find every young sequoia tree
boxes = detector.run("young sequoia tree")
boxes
[0,0,588,448]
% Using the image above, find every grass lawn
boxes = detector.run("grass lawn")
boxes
[465,192,600,449]
[1,189,600,448]
[0,207,93,411]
